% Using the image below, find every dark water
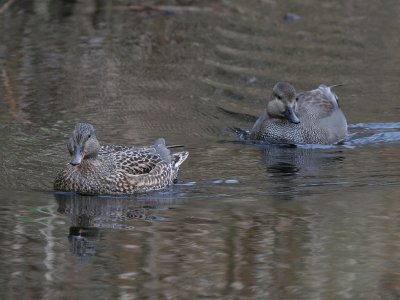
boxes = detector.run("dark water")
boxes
[1,1,400,299]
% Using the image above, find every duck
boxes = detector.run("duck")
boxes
[54,123,189,195]
[249,82,348,145]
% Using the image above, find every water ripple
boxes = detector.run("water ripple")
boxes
[348,122,400,130]
[349,131,400,145]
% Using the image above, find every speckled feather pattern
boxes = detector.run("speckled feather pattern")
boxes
[250,84,348,145]
[54,124,188,195]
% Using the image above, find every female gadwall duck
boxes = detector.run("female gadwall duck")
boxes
[54,123,189,195]
[250,82,348,144]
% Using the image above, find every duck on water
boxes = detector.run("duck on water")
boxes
[54,123,189,195]
[250,82,348,145]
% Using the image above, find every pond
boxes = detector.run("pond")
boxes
[1,0,400,299]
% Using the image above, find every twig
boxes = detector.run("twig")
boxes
[114,5,212,14]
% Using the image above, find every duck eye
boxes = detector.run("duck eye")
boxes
[88,134,92,138]
[277,95,282,100]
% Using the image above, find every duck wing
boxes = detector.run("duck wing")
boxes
[111,149,164,175]
[100,144,160,155]
[297,85,340,119]
[100,138,171,161]
[100,138,176,175]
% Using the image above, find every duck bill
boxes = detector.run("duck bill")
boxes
[286,107,300,124]
[70,146,84,166]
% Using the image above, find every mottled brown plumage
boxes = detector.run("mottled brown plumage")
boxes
[54,123,189,195]
[250,82,348,144]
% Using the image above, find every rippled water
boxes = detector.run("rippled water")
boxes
[1,1,400,299]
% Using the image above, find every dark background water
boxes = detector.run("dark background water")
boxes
[1,1,400,299]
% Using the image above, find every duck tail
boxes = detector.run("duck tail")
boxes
[171,151,189,181]
[172,151,189,169]
[153,137,188,175]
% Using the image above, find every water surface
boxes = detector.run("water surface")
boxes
[1,1,400,299]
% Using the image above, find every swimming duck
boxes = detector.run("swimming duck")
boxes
[250,82,348,144]
[54,123,189,195]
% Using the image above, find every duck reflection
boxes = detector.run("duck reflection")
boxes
[55,193,177,262]
[261,144,345,200]
[263,144,344,173]
[67,226,99,264]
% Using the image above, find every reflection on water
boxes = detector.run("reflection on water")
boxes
[1,0,400,299]
[259,144,345,201]
[55,193,166,226]
[56,193,177,263]
[262,144,344,173]
[68,226,100,264]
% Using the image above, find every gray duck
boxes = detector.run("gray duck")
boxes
[54,123,189,195]
[250,82,348,144]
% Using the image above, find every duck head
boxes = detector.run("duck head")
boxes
[67,123,101,166]
[267,82,300,124]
